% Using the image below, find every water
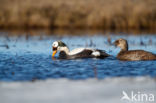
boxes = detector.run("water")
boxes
[0,32,156,81]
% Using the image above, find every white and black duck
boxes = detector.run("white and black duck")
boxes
[52,41,110,59]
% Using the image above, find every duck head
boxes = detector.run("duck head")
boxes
[114,39,128,51]
[52,41,69,57]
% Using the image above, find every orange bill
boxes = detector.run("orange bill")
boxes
[52,50,57,57]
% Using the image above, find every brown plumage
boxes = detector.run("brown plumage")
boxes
[114,39,156,61]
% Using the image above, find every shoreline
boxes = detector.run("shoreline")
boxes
[0,28,156,36]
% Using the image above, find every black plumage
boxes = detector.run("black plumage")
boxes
[58,49,109,59]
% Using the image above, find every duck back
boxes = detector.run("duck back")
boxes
[117,50,156,61]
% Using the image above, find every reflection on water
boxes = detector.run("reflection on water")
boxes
[0,31,156,81]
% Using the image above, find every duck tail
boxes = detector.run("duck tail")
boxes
[96,49,110,58]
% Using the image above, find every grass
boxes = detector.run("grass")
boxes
[0,0,156,30]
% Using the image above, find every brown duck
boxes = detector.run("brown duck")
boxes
[114,39,156,61]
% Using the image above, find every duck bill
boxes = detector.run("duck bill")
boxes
[52,50,57,57]
[52,47,57,57]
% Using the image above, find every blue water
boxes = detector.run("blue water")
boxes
[0,33,156,81]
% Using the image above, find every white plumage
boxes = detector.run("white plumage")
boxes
[68,48,94,55]
[91,51,100,56]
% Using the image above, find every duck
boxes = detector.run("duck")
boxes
[52,41,110,59]
[114,38,156,61]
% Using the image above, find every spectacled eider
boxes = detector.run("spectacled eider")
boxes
[114,38,156,61]
[52,41,110,59]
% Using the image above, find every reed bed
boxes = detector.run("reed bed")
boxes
[0,0,156,30]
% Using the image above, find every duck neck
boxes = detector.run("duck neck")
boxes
[119,44,128,53]
[60,46,70,55]
[121,47,128,52]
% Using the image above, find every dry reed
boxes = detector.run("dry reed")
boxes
[0,0,155,30]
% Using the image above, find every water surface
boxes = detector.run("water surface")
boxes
[0,32,156,81]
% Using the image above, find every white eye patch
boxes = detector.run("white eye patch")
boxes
[52,41,58,47]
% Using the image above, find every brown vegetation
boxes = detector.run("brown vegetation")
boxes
[0,0,156,30]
